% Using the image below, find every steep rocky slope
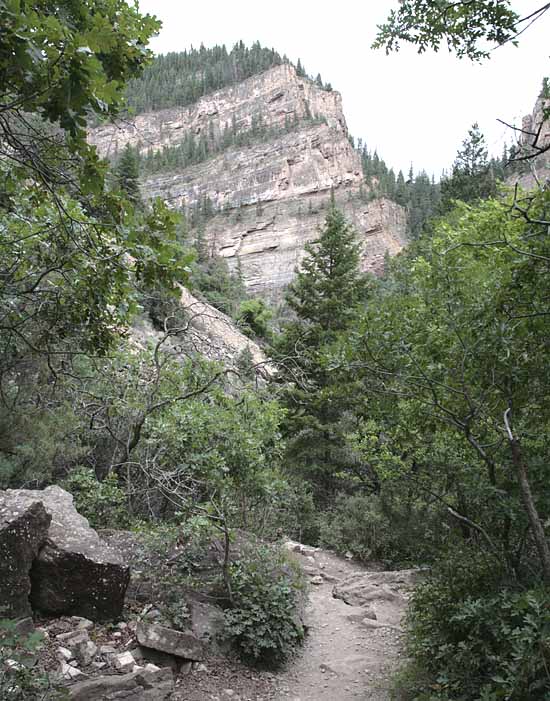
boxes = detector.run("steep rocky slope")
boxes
[132,285,272,376]
[90,64,407,299]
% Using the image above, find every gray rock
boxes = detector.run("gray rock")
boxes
[180,661,192,675]
[300,546,318,557]
[188,599,227,652]
[75,639,97,667]
[57,630,88,643]
[60,661,83,680]
[74,617,94,630]
[0,495,51,618]
[71,632,91,645]
[113,651,135,672]
[319,572,339,584]
[137,622,205,661]
[136,646,180,672]
[332,570,421,607]
[3,486,129,621]
[57,647,74,662]
[363,605,377,621]
[68,666,174,700]
[99,645,117,655]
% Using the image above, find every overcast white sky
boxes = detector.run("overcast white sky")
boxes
[136,1,549,178]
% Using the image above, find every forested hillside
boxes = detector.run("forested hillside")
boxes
[1,2,549,700]
[124,41,329,115]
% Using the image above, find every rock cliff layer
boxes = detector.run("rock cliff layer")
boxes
[90,64,407,298]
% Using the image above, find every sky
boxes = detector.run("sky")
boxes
[136,1,549,178]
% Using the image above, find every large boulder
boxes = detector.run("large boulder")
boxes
[2,486,129,622]
[136,622,205,661]
[0,496,51,618]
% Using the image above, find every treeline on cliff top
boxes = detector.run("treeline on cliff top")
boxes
[125,40,331,115]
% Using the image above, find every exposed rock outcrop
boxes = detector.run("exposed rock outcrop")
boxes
[201,191,406,299]
[508,91,550,191]
[90,65,408,299]
[0,496,51,618]
[332,569,424,628]
[90,64,346,158]
[0,486,129,622]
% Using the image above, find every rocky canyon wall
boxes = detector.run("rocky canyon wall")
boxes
[90,64,407,299]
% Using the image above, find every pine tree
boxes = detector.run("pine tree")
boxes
[276,205,368,499]
[440,123,496,211]
[286,206,364,334]
[296,58,306,77]
[114,144,141,204]
[395,170,408,206]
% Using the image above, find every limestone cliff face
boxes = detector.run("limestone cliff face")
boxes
[201,192,405,299]
[90,65,346,157]
[90,65,407,298]
[142,122,363,211]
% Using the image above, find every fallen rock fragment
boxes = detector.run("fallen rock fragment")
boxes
[60,661,83,680]
[73,637,97,667]
[68,666,174,700]
[188,598,227,653]
[137,622,205,661]
[113,651,135,672]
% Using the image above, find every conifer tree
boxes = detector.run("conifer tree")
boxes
[114,144,141,205]
[440,123,496,211]
[285,205,364,335]
[276,204,368,499]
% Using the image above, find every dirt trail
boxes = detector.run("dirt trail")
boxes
[173,543,414,701]
[273,544,412,701]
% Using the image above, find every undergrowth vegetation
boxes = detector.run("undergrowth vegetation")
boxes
[224,544,306,666]
[1,0,549,692]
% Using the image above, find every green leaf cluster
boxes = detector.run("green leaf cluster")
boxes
[224,544,306,666]
[373,1,519,61]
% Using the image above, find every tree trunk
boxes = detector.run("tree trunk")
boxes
[505,410,550,583]
[510,439,550,583]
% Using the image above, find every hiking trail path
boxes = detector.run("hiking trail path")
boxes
[271,542,416,701]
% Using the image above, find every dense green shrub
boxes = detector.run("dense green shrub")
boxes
[63,468,129,529]
[237,298,273,340]
[224,544,306,666]
[317,492,441,564]
[400,549,550,700]
[318,493,394,561]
